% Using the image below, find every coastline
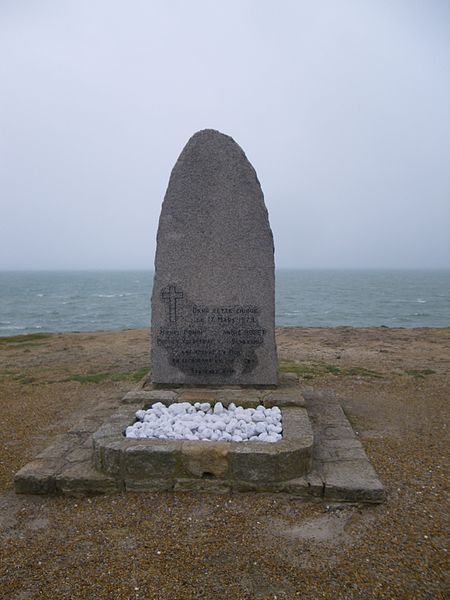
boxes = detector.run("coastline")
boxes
[0,327,448,597]
[1,269,449,336]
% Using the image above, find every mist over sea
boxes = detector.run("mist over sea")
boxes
[0,270,448,336]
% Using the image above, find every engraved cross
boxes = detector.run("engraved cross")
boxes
[161,285,184,323]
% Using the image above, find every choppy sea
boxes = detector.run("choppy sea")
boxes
[0,270,448,336]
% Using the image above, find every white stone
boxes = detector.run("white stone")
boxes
[125,401,283,443]
[255,422,266,434]
[168,403,185,415]
[246,423,256,437]
[252,412,265,423]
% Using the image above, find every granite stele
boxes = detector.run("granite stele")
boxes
[151,129,278,386]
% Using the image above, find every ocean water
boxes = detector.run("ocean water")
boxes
[0,270,448,336]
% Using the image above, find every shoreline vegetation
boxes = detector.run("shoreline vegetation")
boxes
[0,327,448,597]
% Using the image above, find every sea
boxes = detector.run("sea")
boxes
[0,270,448,337]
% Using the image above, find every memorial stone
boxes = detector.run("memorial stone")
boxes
[151,129,277,385]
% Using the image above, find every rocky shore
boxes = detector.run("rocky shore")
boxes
[0,327,448,599]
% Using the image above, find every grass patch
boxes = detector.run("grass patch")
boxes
[70,373,113,384]
[0,372,37,384]
[324,364,342,376]
[279,360,382,380]
[0,333,52,343]
[405,368,436,379]
[279,361,325,380]
[12,374,36,385]
[68,367,149,385]
[0,333,52,348]
[345,366,383,378]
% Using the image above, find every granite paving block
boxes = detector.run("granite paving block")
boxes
[174,478,231,494]
[14,459,61,495]
[125,479,174,492]
[320,459,386,503]
[55,462,121,496]
[121,390,178,404]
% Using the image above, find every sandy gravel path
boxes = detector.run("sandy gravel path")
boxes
[0,327,448,599]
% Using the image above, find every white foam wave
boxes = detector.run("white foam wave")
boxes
[93,294,117,298]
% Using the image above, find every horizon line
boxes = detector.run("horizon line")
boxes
[0,267,449,272]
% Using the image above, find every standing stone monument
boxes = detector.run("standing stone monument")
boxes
[13,130,385,503]
[151,129,277,385]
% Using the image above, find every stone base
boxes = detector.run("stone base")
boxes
[14,374,385,503]
[92,407,313,486]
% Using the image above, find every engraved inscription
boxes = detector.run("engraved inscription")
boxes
[157,285,265,376]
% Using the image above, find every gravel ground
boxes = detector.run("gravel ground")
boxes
[0,327,448,599]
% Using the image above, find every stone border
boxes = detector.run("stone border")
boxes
[92,404,313,486]
[121,375,306,409]
[14,375,385,503]
[303,388,385,503]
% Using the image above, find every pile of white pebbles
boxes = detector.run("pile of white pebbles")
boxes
[125,401,283,443]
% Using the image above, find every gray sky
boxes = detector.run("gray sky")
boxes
[1,0,449,270]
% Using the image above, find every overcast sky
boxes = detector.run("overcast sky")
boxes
[1,0,449,270]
